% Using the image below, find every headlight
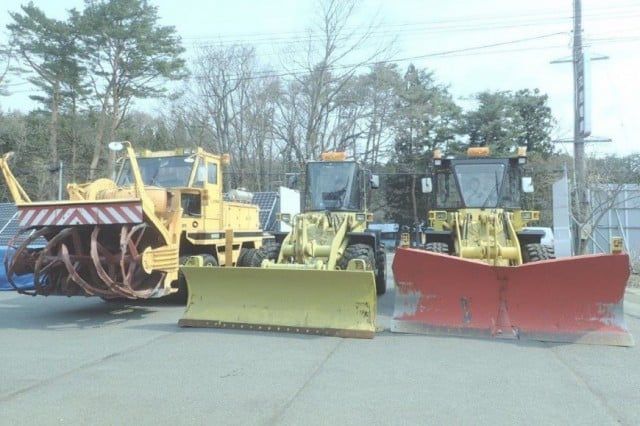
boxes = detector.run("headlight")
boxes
[356,213,366,222]
[521,211,532,220]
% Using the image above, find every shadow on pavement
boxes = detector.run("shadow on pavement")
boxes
[0,293,174,330]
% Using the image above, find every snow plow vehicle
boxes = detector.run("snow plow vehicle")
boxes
[179,151,384,338]
[392,147,633,347]
[0,142,267,300]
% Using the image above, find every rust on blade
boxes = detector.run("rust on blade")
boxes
[391,247,634,347]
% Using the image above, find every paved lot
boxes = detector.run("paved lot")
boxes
[1,257,640,426]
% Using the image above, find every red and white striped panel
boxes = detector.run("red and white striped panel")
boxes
[18,202,144,227]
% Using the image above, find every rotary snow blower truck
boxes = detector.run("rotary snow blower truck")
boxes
[392,147,633,347]
[179,151,385,338]
[0,142,267,300]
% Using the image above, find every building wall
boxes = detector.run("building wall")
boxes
[587,185,640,263]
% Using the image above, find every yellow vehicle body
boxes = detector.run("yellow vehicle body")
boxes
[0,143,266,299]
[426,207,543,266]
[179,153,384,338]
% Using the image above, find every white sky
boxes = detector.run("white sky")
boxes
[1,0,639,157]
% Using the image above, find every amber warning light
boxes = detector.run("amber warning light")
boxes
[321,152,347,161]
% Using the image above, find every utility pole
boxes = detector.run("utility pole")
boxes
[573,0,589,232]
[552,0,610,254]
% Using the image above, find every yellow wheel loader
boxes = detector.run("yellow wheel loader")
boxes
[0,142,267,300]
[415,146,551,265]
[179,151,384,338]
[392,147,633,346]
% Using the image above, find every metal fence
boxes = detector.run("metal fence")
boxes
[588,184,640,262]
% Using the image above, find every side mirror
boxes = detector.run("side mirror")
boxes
[421,177,433,193]
[285,173,298,189]
[522,176,534,193]
[370,175,380,189]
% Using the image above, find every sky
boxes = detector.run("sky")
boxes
[1,0,639,158]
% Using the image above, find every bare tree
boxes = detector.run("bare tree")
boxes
[275,0,395,170]
[243,77,284,190]
[183,45,284,190]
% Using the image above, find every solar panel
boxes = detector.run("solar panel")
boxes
[0,203,46,246]
[252,192,279,231]
[0,204,22,246]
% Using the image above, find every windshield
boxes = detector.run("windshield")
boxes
[434,161,516,209]
[306,161,360,211]
[116,156,193,187]
[455,163,505,208]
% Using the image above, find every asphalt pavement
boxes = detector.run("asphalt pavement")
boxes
[1,256,639,426]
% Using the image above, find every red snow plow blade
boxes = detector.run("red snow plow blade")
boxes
[391,248,634,347]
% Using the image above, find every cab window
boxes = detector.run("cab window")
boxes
[208,162,218,184]
[193,162,206,188]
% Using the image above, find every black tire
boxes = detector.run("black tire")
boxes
[338,243,376,272]
[544,244,556,259]
[200,254,218,267]
[523,243,556,263]
[248,241,281,267]
[237,247,255,267]
[425,242,449,254]
[169,254,218,304]
[375,247,387,295]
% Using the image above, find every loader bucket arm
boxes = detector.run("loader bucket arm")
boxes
[326,214,350,269]
[0,152,32,204]
[111,141,175,245]
[277,212,352,270]
[503,211,524,265]
[114,141,145,199]
[111,142,180,280]
[453,209,522,266]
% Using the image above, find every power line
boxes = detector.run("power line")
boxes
[393,32,566,62]
[6,31,638,101]
[177,6,640,49]
[183,32,568,84]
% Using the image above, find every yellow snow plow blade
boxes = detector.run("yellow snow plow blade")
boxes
[178,267,377,338]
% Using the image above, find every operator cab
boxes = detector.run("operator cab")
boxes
[109,144,226,220]
[306,160,361,212]
[425,147,531,210]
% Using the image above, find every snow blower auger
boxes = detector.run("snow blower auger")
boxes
[4,201,163,298]
[179,152,385,338]
[0,143,268,299]
[391,147,633,347]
